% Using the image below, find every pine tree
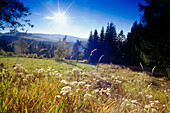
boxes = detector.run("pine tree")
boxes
[99,27,105,56]
[84,31,93,59]
[138,0,170,76]
[104,22,118,63]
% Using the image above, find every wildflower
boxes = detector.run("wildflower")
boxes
[55,95,61,99]
[61,80,69,85]
[46,67,52,71]
[111,75,115,78]
[84,93,92,100]
[145,104,150,108]
[116,80,122,83]
[78,81,86,85]
[151,108,157,112]
[106,88,111,92]
[131,100,137,103]
[150,102,154,107]
[154,100,159,103]
[146,94,153,98]
[70,81,77,85]
[60,86,72,95]
[124,99,129,102]
[93,89,99,94]
[106,92,111,96]
[93,78,96,81]
[85,84,91,88]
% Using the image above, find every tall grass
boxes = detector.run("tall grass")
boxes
[0,56,169,112]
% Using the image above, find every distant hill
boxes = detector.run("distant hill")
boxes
[1,32,87,42]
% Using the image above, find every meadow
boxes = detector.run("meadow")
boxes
[0,56,169,112]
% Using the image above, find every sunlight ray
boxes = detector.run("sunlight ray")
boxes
[40,1,56,15]
[57,0,60,13]
[63,0,74,15]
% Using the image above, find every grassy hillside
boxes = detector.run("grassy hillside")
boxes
[0,56,169,112]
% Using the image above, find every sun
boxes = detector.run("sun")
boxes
[41,0,74,26]
[54,13,67,25]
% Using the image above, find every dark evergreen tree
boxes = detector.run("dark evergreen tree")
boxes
[104,22,118,63]
[98,27,105,61]
[91,29,100,63]
[84,31,93,59]
[137,0,170,76]
[122,21,143,65]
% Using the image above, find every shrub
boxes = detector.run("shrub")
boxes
[0,49,7,56]
[7,52,14,56]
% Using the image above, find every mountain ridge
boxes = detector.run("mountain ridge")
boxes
[1,32,87,42]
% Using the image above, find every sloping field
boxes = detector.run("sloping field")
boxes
[0,56,169,112]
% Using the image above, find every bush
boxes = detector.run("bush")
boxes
[18,54,27,57]
[6,52,14,56]
[0,49,7,56]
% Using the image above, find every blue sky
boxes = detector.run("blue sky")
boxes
[20,0,145,38]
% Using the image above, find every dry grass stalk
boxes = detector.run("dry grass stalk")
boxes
[152,66,156,75]
[88,49,97,63]
[97,55,104,70]
[39,48,48,52]
[139,62,144,71]
[90,49,97,56]
[24,41,34,52]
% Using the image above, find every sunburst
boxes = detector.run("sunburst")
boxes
[41,0,74,25]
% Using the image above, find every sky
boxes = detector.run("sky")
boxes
[19,0,145,38]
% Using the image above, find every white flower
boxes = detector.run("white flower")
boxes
[124,99,129,102]
[93,89,99,94]
[146,94,153,98]
[131,100,137,103]
[70,81,77,85]
[106,88,111,92]
[46,67,51,71]
[93,78,96,81]
[111,75,115,78]
[61,80,69,85]
[154,100,159,103]
[60,86,72,95]
[145,104,150,108]
[150,102,154,107]
[85,84,91,88]
[84,93,92,100]
[55,95,61,99]
[151,108,157,112]
[78,81,86,85]
[116,80,122,83]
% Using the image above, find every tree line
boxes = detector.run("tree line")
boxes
[84,0,170,76]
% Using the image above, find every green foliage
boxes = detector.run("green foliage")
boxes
[72,40,83,61]
[0,49,7,56]
[0,0,33,31]
[136,0,170,76]
[85,22,122,63]
[14,38,28,55]
[6,52,14,56]
[54,36,71,61]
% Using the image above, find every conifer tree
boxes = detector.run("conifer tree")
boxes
[138,0,170,76]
